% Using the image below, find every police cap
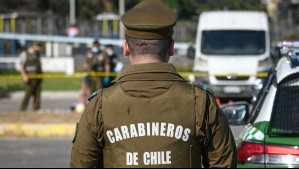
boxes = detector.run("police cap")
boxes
[121,0,177,40]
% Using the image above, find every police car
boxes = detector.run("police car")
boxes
[221,50,299,168]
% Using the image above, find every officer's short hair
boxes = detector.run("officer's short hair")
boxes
[93,40,100,46]
[126,35,171,61]
[32,41,41,47]
[30,41,41,52]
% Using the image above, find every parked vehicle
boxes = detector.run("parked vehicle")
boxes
[193,11,272,100]
[273,40,299,59]
[222,51,299,168]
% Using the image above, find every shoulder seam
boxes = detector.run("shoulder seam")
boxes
[191,82,214,96]
[88,89,103,101]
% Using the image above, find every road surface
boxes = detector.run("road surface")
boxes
[0,127,243,168]
[0,138,72,168]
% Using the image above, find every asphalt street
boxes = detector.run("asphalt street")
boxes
[0,138,72,168]
[0,94,77,113]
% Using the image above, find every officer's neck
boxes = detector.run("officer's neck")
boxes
[129,54,169,65]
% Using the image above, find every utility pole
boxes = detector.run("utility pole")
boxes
[119,0,125,39]
[70,0,76,25]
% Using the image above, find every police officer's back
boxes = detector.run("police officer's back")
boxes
[70,0,237,168]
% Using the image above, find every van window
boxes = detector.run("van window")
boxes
[201,30,266,55]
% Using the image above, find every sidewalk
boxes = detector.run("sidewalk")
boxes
[0,123,76,137]
[0,108,81,138]
[0,91,81,114]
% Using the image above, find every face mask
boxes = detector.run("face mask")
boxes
[91,47,99,54]
[106,49,114,56]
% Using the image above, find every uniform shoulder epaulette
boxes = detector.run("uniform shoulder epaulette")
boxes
[88,89,102,101]
[192,83,214,96]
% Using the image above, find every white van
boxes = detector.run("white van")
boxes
[192,11,272,100]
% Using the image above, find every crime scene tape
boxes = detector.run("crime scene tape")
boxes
[0,72,117,79]
[179,72,269,78]
[0,72,269,79]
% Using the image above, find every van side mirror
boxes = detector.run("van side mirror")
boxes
[271,47,282,60]
[187,45,195,59]
[221,102,249,125]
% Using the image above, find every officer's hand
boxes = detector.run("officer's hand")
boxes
[23,76,29,84]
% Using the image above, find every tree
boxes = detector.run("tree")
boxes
[225,0,262,10]
[0,0,263,20]
[77,0,119,19]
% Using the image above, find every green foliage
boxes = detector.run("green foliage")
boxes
[125,0,142,10]
[226,0,262,10]
[47,0,69,15]
[0,79,23,92]
[42,78,81,91]
[280,33,299,41]
[156,0,263,19]
[0,0,264,20]
[78,2,95,19]
[0,70,18,74]
[0,77,81,92]
[162,0,179,10]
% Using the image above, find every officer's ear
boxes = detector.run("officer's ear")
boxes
[123,40,130,57]
[168,39,175,57]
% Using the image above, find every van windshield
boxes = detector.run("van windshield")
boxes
[201,30,266,55]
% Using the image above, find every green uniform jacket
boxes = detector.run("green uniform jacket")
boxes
[70,63,237,168]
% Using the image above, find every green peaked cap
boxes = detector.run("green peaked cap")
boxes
[121,0,177,40]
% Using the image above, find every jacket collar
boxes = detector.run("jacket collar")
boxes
[114,63,186,83]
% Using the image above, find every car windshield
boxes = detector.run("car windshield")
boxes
[201,30,266,55]
[269,74,299,135]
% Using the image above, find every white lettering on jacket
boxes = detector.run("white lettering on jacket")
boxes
[106,122,191,144]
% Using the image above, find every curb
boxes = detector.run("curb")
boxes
[0,123,76,137]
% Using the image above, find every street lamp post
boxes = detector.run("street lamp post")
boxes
[70,0,76,25]
[119,0,125,39]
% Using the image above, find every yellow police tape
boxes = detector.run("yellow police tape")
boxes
[0,72,118,79]
[0,72,269,79]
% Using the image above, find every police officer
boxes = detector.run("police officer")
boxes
[104,44,120,86]
[83,40,110,94]
[19,42,42,111]
[70,0,237,168]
